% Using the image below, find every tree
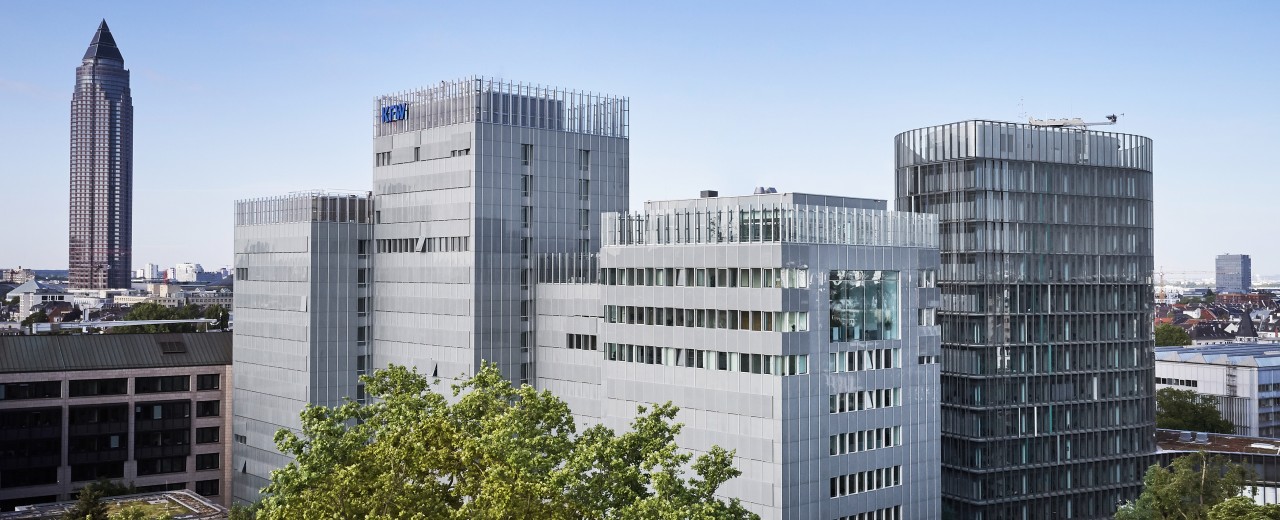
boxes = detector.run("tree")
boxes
[1114,452,1251,520]
[1208,496,1280,520]
[1157,388,1235,433]
[21,310,49,327]
[64,306,84,322]
[1205,289,1217,304]
[258,364,757,520]
[1156,323,1192,347]
[204,304,229,330]
[227,503,259,520]
[63,485,109,520]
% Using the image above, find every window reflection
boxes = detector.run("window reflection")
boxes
[830,270,899,341]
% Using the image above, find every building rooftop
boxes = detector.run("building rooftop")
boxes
[82,19,123,62]
[1157,428,1280,456]
[1156,341,1280,368]
[0,490,222,519]
[0,331,231,373]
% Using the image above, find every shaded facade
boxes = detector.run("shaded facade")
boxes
[230,193,372,503]
[69,21,133,289]
[894,121,1156,519]
[0,333,232,511]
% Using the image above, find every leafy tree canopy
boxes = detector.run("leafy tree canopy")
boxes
[112,303,207,333]
[1156,387,1235,433]
[1207,496,1280,520]
[21,309,49,327]
[1155,323,1192,347]
[258,364,758,520]
[63,486,108,520]
[1115,452,1251,520]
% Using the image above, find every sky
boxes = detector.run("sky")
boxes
[1,1,1277,278]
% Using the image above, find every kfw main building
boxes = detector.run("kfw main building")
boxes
[235,77,1146,519]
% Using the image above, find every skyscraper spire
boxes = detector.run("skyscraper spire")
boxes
[83,19,123,62]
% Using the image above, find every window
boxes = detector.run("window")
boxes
[578,179,590,200]
[135,376,189,393]
[69,378,127,397]
[235,267,248,280]
[521,144,533,166]
[136,456,186,476]
[357,326,369,344]
[918,269,936,288]
[521,174,533,196]
[0,381,61,400]
[136,401,190,421]
[195,479,220,497]
[919,308,936,327]
[521,206,532,228]
[196,374,220,391]
[356,355,368,374]
[357,240,369,254]
[358,268,369,284]
[196,453,220,470]
[196,400,220,417]
[234,434,247,444]
[829,270,900,341]
[356,384,367,404]
[196,427,220,444]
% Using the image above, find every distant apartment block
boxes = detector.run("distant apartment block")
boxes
[1217,254,1252,294]
[0,333,232,512]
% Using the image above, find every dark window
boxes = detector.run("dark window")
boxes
[135,429,190,448]
[196,427,220,444]
[136,482,186,493]
[196,453,219,470]
[69,378,127,397]
[0,467,58,488]
[69,404,128,424]
[71,462,124,482]
[135,376,189,393]
[196,374,220,391]
[136,456,186,476]
[0,381,61,400]
[234,434,247,444]
[195,479,219,497]
[196,400,220,417]
[159,341,186,354]
[135,401,190,421]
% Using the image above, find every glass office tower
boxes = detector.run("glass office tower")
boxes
[894,121,1155,519]
[1215,254,1251,294]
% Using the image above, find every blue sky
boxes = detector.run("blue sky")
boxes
[2,1,1277,278]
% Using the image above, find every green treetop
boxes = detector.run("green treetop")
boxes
[1156,387,1235,434]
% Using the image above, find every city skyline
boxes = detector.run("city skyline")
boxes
[2,1,1278,275]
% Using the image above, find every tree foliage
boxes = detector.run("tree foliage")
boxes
[63,486,108,520]
[1115,452,1252,520]
[112,303,205,333]
[1155,323,1192,347]
[203,304,229,330]
[108,505,172,520]
[258,364,757,520]
[1205,289,1217,304]
[1207,496,1280,520]
[21,310,49,326]
[1156,387,1235,433]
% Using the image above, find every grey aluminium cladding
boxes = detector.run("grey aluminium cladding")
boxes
[895,120,1155,520]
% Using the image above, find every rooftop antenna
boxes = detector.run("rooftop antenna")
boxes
[1016,99,1027,121]
[1028,113,1122,128]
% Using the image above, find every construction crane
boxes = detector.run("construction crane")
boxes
[1028,114,1119,128]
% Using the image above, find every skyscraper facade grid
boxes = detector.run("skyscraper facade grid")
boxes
[895,120,1156,519]
[1215,254,1252,294]
[69,20,133,289]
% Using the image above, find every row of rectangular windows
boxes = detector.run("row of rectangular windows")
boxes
[1260,383,1280,392]
[602,267,810,289]
[604,305,810,332]
[1156,377,1197,388]
[566,333,597,350]
[829,348,901,373]
[835,505,902,520]
[830,426,902,456]
[0,375,219,401]
[605,343,810,375]
[830,465,902,498]
[830,388,902,414]
[376,236,469,254]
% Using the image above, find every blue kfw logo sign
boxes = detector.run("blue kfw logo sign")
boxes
[381,103,408,123]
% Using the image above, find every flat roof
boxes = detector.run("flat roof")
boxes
[0,490,223,519]
[1157,429,1280,456]
[1156,341,1280,368]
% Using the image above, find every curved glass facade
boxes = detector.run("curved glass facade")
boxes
[895,121,1155,519]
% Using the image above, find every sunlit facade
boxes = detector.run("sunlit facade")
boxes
[895,121,1156,519]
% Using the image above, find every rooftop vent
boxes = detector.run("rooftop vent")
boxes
[752,186,778,195]
[700,190,718,198]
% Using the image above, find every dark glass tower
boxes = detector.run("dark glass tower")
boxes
[69,20,132,289]
[895,121,1155,519]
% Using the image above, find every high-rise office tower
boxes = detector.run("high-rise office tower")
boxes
[230,193,373,503]
[370,77,629,383]
[895,121,1156,519]
[69,20,133,289]
[1216,254,1251,294]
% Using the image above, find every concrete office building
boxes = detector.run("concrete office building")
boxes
[232,77,944,519]
[1156,342,1280,438]
[230,193,372,502]
[895,121,1156,519]
[69,21,133,290]
[1217,254,1252,295]
[533,192,942,519]
[0,333,232,511]
[370,77,628,384]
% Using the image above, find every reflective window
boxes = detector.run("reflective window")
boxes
[830,270,899,341]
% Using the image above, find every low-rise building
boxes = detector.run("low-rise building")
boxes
[0,332,232,511]
[1156,341,1280,438]
[6,282,67,322]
